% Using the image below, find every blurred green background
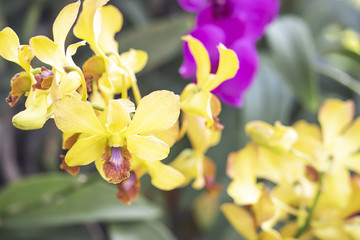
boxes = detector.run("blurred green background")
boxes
[0,0,360,239]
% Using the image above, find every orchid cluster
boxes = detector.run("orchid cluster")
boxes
[178,0,280,107]
[222,99,360,239]
[3,0,360,238]
[0,0,238,204]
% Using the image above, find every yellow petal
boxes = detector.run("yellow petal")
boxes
[62,132,80,150]
[124,90,180,135]
[104,56,128,91]
[318,99,354,148]
[120,49,148,73]
[246,121,297,153]
[146,121,179,148]
[317,166,351,210]
[73,0,109,54]
[256,147,303,185]
[106,99,131,133]
[313,224,349,240]
[227,180,261,205]
[12,94,48,130]
[65,135,106,166]
[253,189,276,226]
[334,117,360,158]
[226,143,261,205]
[221,203,258,240]
[184,113,221,153]
[59,71,81,95]
[202,44,239,91]
[65,40,86,66]
[344,153,360,174]
[54,96,106,135]
[126,135,169,161]
[145,161,184,190]
[29,36,65,72]
[170,149,197,186]
[182,35,210,88]
[53,0,81,54]
[293,120,321,141]
[0,27,20,64]
[98,5,122,54]
[193,154,205,189]
[18,45,34,72]
[7,72,31,107]
[227,143,256,179]
[180,89,213,127]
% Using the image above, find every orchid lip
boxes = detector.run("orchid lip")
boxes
[110,147,123,171]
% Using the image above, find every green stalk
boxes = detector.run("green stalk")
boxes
[294,171,324,238]
[315,61,360,95]
[90,102,105,111]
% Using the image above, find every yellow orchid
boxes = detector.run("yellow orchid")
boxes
[292,99,360,210]
[114,122,185,204]
[0,1,86,130]
[222,99,360,239]
[180,35,239,127]
[29,0,87,98]
[54,90,180,184]
[0,27,54,130]
[171,113,221,189]
[74,0,147,105]
[222,143,302,240]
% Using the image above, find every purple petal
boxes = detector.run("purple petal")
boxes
[197,8,246,46]
[196,0,280,41]
[234,0,281,40]
[212,40,259,107]
[179,24,225,79]
[178,0,209,12]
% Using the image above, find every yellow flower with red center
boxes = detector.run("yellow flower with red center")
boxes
[0,1,86,130]
[54,90,181,184]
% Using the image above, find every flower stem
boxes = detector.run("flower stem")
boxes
[31,68,42,75]
[90,102,105,111]
[294,171,324,238]
[315,61,360,95]
[131,80,141,105]
[121,77,128,99]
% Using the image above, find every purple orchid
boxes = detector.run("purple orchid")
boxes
[178,0,280,107]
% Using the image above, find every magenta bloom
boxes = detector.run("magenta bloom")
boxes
[178,0,280,107]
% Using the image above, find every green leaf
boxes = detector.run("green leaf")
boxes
[0,173,77,215]
[266,16,319,111]
[242,55,294,124]
[0,173,161,228]
[117,14,193,71]
[108,221,176,240]
[295,0,360,35]
[0,225,93,240]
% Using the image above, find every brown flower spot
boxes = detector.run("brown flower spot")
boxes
[305,165,318,182]
[6,72,31,107]
[103,147,132,184]
[33,67,54,90]
[116,171,140,204]
[59,154,80,176]
[62,133,80,150]
[82,56,106,92]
